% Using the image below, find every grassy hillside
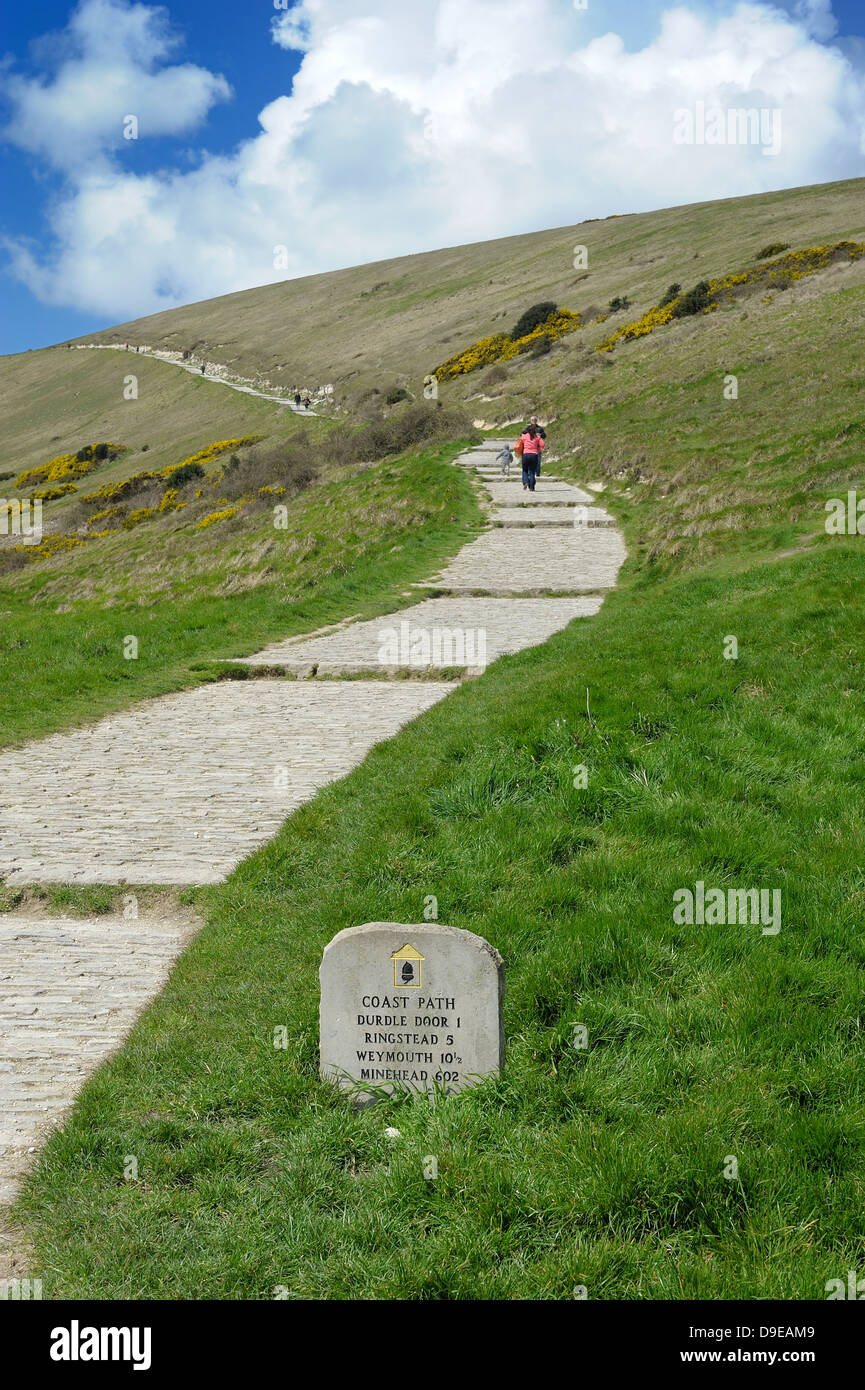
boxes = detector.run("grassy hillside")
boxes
[63,176,865,405]
[0,349,303,489]
[6,175,865,1299]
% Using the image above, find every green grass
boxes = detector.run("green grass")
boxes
[15,538,865,1299]
[8,175,865,1300]
[0,439,481,744]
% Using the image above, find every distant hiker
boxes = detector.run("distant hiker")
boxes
[303,395,311,410]
[496,443,513,476]
[294,391,301,407]
[201,364,206,375]
[517,424,545,492]
[125,342,129,351]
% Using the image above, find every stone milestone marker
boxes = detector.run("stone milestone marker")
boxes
[319,922,505,1099]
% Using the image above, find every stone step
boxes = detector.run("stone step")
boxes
[0,682,456,886]
[494,507,616,528]
[237,596,602,674]
[429,526,627,595]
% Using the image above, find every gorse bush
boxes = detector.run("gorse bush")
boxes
[529,333,553,357]
[510,301,558,340]
[435,309,581,380]
[608,296,631,313]
[671,280,712,318]
[597,241,865,354]
[163,462,206,489]
[757,242,790,259]
[659,283,681,307]
[15,442,125,490]
[385,387,410,405]
[33,483,78,501]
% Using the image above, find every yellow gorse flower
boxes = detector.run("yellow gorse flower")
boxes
[81,436,263,505]
[433,309,582,381]
[15,442,126,491]
[33,482,79,501]
[196,505,242,529]
[596,240,865,353]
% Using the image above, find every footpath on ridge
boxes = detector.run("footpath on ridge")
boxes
[0,440,626,1206]
[70,342,318,412]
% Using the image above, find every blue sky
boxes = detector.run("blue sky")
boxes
[1,0,863,355]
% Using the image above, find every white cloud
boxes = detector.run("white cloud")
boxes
[793,0,838,41]
[2,0,230,168]
[2,0,864,322]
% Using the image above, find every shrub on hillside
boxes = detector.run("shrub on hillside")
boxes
[385,387,410,405]
[481,364,509,390]
[15,442,125,491]
[217,440,318,503]
[608,295,631,313]
[671,280,712,317]
[529,333,553,357]
[756,242,790,260]
[434,309,581,380]
[33,483,78,501]
[510,301,558,340]
[659,283,681,307]
[350,403,474,460]
[163,461,206,489]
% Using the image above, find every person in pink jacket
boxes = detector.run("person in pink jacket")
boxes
[517,424,545,491]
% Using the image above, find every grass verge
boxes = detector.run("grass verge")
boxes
[14,537,865,1298]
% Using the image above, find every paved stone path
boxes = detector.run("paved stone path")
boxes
[482,481,595,505]
[0,438,624,1203]
[238,596,603,673]
[0,682,455,885]
[495,506,616,527]
[0,913,196,1205]
[427,527,626,594]
[73,344,319,413]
